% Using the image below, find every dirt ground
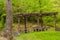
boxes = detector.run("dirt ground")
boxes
[0,37,7,40]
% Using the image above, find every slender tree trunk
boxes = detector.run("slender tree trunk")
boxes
[24,16,27,33]
[4,0,13,40]
[39,0,42,13]
[40,16,43,31]
[18,18,20,33]
[54,14,56,30]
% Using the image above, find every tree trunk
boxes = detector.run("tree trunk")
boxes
[18,18,20,33]
[4,0,13,40]
[54,14,56,30]
[40,16,43,31]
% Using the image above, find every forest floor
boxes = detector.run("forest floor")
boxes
[15,31,60,40]
[0,37,7,40]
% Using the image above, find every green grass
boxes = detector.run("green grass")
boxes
[15,31,60,40]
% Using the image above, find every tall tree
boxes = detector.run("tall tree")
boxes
[4,0,13,40]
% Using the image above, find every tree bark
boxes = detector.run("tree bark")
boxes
[4,0,13,40]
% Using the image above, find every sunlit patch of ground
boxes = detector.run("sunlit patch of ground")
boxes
[0,37,7,40]
[15,31,60,40]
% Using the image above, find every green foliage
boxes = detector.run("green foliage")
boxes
[16,31,60,40]
[12,0,59,13]
[42,16,53,26]
[12,0,40,13]
[0,1,6,30]
[0,16,5,30]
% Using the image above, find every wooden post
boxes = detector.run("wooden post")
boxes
[18,18,20,33]
[4,0,13,40]
[37,17,40,26]
[24,16,27,33]
[37,17,40,31]
[40,16,43,31]
[54,14,56,30]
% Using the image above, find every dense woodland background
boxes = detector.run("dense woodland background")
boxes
[0,0,60,30]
